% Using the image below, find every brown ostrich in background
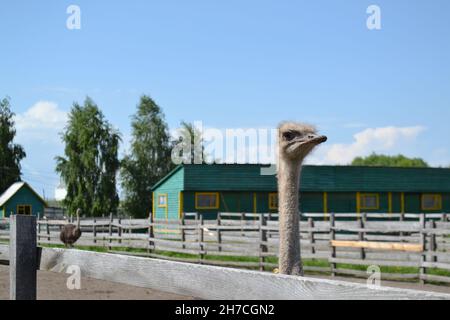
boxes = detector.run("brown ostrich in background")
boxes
[277,122,327,276]
[60,208,82,248]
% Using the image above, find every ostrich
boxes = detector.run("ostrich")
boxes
[277,122,327,276]
[60,208,82,248]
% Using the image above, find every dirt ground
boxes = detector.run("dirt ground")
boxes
[0,265,195,300]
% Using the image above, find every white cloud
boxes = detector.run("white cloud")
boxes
[15,101,67,131]
[306,126,426,165]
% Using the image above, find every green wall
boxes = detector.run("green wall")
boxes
[1,186,45,218]
[153,168,184,220]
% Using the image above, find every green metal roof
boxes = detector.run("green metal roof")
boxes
[152,164,450,193]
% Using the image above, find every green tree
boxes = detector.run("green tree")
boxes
[120,96,173,218]
[56,97,120,217]
[171,121,207,164]
[0,97,26,194]
[351,153,429,167]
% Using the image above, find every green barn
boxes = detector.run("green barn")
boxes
[151,164,450,220]
[0,182,47,218]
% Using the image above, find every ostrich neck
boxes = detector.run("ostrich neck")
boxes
[76,213,80,228]
[278,157,303,276]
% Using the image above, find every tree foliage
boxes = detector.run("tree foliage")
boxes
[120,96,173,218]
[0,97,26,194]
[56,97,120,217]
[171,121,207,164]
[351,153,429,168]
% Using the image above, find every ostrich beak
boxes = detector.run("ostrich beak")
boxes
[285,133,327,155]
[306,134,327,145]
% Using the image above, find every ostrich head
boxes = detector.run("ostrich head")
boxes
[278,122,327,162]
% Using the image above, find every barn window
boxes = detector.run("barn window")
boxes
[158,194,168,207]
[422,194,442,211]
[195,193,219,209]
[359,193,379,210]
[269,193,278,210]
[17,205,32,215]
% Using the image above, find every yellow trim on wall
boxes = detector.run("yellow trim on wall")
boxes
[356,192,361,215]
[401,192,405,213]
[253,193,257,214]
[388,192,393,214]
[421,194,442,211]
[157,193,168,208]
[195,192,220,210]
[268,193,278,210]
[17,204,32,215]
[359,193,380,210]
[179,192,184,219]
[323,192,328,221]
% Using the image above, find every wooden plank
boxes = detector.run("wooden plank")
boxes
[1,245,448,300]
[329,257,420,268]
[331,240,423,252]
[421,261,450,271]
[9,215,37,300]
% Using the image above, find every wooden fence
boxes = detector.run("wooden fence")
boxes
[1,212,450,284]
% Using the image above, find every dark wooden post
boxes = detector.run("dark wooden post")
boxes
[181,215,186,250]
[129,215,132,240]
[359,212,366,260]
[259,214,267,271]
[430,219,437,263]
[217,213,222,252]
[148,212,154,253]
[108,213,113,251]
[330,213,336,277]
[117,217,122,244]
[37,213,41,243]
[93,218,97,244]
[198,214,204,264]
[308,218,315,255]
[241,212,245,237]
[399,211,405,241]
[46,219,50,242]
[10,215,37,300]
[419,214,426,284]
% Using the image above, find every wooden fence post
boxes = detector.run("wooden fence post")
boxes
[118,217,122,244]
[217,213,222,252]
[181,215,186,250]
[419,214,426,284]
[10,215,37,300]
[148,212,154,253]
[241,212,245,237]
[399,211,405,241]
[37,213,41,243]
[198,214,204,264]
[46,219,50,242]
[93,218,97,244]
[359,213,366,260]
[129,215,132,246]
[430,219,437,263]
[330,212,336,277]
[308,218,315,255]
[259,214,267,271]
[108,213,113,251]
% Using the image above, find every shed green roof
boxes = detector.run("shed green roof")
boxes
[152,164,450,193]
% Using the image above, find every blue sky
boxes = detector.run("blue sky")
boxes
[1,1,449,198]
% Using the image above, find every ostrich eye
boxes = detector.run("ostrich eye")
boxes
[283,132,296,141]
